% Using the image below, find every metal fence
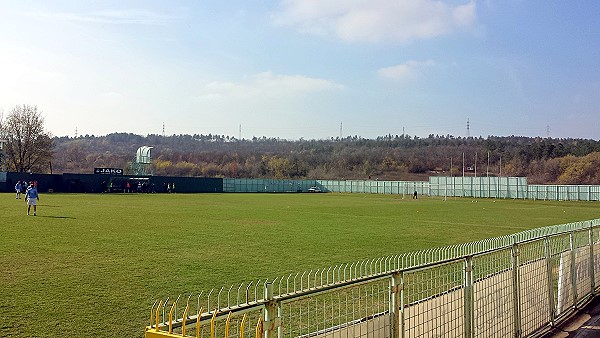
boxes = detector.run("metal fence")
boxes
[315,178,600,201]
[221,178,600,201]
[146,219,600,338]
[527,185,600,201]
[316,180,429,197]
[223,178,316,193]
[428,177,529,199]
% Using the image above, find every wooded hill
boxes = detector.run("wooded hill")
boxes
[51,133,600,184]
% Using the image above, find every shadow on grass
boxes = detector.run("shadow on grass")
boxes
[37,215,77,219]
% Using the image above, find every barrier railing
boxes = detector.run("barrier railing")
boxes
[146,219,600,338]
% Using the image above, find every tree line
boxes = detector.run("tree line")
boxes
[50,132,600,184]
[2,105,600,184]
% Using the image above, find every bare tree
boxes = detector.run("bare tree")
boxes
[0,105,53,172]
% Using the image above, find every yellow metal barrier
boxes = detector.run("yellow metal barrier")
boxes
[155,300,163,332]
[239,314,247,338]
[224,312,232,338]
[146,330,183,338]
[196,307,204,338]
[210,310,217,338]
[255,317,263,338]
[145,304,258,338]
[168,302,176,333]
[181,303,190,336]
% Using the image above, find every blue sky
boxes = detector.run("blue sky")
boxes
[1,1,599,140]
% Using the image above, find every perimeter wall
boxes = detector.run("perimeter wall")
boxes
[2,173,600,201]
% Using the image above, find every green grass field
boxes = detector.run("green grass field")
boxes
[1,192,598,337]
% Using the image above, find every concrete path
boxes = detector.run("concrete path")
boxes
[546,297,600,337]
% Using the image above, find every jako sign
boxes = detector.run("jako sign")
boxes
[94,168,123,175]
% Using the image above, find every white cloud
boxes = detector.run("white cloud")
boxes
[272,0,477,43]
[196,71,343,101]
[378,60,436,81]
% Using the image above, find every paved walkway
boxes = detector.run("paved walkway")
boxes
[545,297,600,337]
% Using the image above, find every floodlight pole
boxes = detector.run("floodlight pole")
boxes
[486,151,490,177]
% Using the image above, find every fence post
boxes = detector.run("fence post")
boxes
[569,232,579,309]
[588,223,596,295]
[544,236,556,326]
[464,256,474,338]
[390,272,401,338]
[512,238,522,338]
[263,283,280,338]
[399,272,406,338]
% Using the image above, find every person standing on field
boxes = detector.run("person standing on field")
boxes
[15,181,23,199]
[25,182,39,216]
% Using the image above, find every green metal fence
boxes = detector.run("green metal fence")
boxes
[319,178,599,201]
[428,176,529,199]
[316,180,429,196]
[222,177,600,201]
[223,178,315,193]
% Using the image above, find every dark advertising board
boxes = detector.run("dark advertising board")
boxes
[94,168,124,175]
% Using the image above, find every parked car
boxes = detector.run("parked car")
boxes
[308,186,321,193]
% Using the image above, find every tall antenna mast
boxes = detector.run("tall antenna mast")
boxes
[466,119,470,138]
[239,124,242,140]
[546,125,550,138]
[75,127,78,138]
[162,122,165,137]
[340,122,343,139]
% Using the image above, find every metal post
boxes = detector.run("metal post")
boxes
[464,256,474,338]
[589,224,596,295]
[569,233,578,309]
[544,237,556,325]
[263,283,280,338]
[400,272,406,338]
[390,272,401,338]
[512,238,522,337]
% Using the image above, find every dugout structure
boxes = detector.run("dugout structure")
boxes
[130,146,154,176]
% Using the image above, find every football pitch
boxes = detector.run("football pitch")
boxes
[1,192,598,337]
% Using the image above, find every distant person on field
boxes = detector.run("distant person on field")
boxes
[25,181,32,203]
[15,181,23,199]
[25,182,39,216]
[413,190,418,199]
